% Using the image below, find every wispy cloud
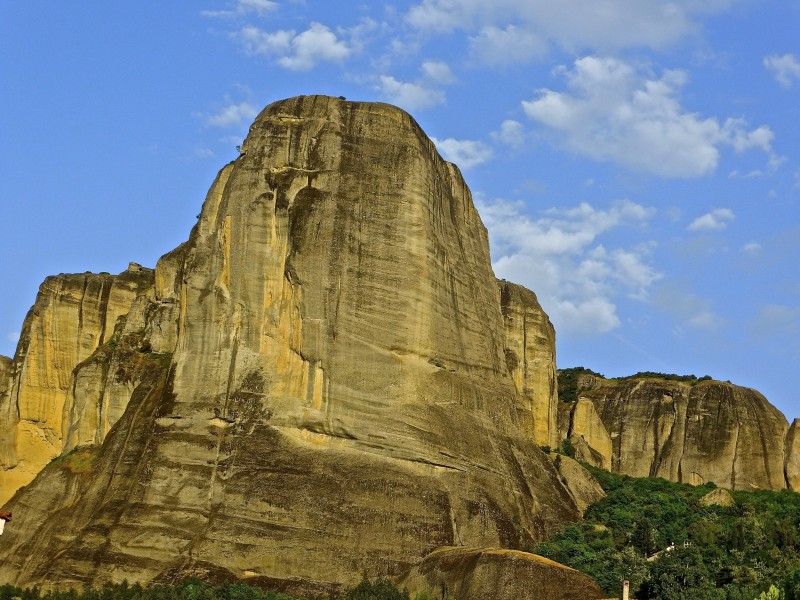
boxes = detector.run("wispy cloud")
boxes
[235,22,353,70]
[652,280,724,332]
[406,0,736,54]
[687,208,735,232]
[377,76,444,110]
[491,120,526,148]
[764,53,800,88]
[522,56,773,178]
[376,59,457,110]
[469,25,547,66]
[431,137,493,169]
[478,197,659,335]
[202,0,278,18]
[199,99,259,128]
[741,241,762,254]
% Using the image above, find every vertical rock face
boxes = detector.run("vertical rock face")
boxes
[0,266,154,505]
[498,281,558,448]
[787,419,800,491]
[560,375,791,490]
[0,97,580,594]
[565,399,612,470]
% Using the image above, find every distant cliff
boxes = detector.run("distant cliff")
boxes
[0,96,595,599]
[0,266,154,506]
[558,370,797,491]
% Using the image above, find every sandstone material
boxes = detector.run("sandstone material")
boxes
[0,355,11,396]
[499,281,558,447]
[700,488,735,507]
[786,419,800,491]
[575,377,789,490]
[567,399,612,470]
[0,268,154,506]
[549,454,606,514]
[0,96,580,592]
[399,546,605,600]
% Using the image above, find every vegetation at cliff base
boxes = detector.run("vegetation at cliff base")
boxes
[533,466,800,599]
[0,579,428,600]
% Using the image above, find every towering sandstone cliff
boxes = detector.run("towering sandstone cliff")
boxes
[558,373,795,491]
[0,267,154,506]
[0,96,591,597]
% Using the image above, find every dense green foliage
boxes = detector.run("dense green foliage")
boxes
[0,579,427,600]
[557,366,718,405]
[557,367,604,403]
[613,372,713,384]
[533,467,800,599]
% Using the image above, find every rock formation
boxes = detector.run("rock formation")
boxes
[558,374,795,491]
[498,281,558,448]
[0,96,589,597]
[398,547,605,600]
[0,266,154,506]
[548,454,606,514]
[786,419,800,491]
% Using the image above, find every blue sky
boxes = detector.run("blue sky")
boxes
[2,1,799,420]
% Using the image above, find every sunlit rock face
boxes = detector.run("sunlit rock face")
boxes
[399,547,605,600]
[0,266,154,505]
[0,96,582,595]
[498,281,558,448]
[559,375,791,491]
[786,419,800,491]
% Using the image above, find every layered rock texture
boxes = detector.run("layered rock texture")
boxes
[0,96,586,597]
[558,373,797,491]
[399,547,605,600]
[0,266,154,506]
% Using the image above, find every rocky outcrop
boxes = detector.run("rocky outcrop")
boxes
[559,375,792,490]
[699,488,734,507]
[549,454,606,514]
[786,419,800,491]
[0,266,154,505]
[564,399,612,469]
[399,547,605,600]
[499,281,558,448]
[0,96,584,594]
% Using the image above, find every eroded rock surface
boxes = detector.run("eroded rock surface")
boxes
[0,96,578,593]
[499,281,558,448]
[786,419,800,491]
[549,454,606,514]
[0,266,154,505]
[399,547,605,600]
[560,375,791,490]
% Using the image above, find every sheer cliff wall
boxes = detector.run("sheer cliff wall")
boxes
[558,375,796,491]
[0,96,573,595]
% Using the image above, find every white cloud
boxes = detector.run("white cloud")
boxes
[478,197,659,335]
[201,100,259,128]
[235,23,352,70]
[469,25,547,66]
[764,53,800,88]
[652,280,724,331]
[741,242,762,253]
[420,60,457,84]
[407,0,735,55]
[202,0,278,18]
[491,119,526,148]
[377,76,445,110]
[6,331,19,344]
[237,26,293,55]
[521,56,773,178]
[431,137,493,169]
[687,208,735,232]
[376,60,456,110]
